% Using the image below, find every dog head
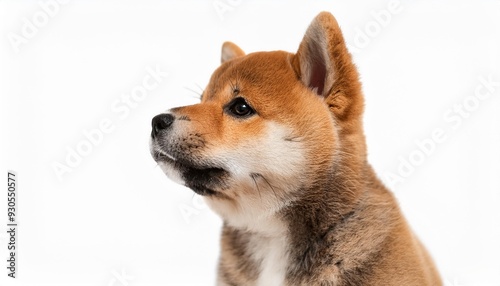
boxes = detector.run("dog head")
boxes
[150,12,366,230]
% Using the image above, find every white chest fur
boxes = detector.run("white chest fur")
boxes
[248,232,289,286]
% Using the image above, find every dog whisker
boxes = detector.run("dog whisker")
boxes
[251,173,281,203]
[194,83,205,98]
[184,86,203,100]
[250,173,263,201]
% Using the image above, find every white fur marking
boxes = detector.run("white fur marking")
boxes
[249,231,289,286]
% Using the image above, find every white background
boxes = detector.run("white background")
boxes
[1,0,500,285]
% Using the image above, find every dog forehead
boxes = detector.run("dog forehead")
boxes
[205,51,298,100]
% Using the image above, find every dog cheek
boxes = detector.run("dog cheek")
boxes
[215,122,307,182]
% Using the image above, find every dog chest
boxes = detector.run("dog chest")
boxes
[248,233,289,286]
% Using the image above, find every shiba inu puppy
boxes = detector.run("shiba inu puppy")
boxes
[150,12,441,286]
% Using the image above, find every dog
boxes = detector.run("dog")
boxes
[150,12,442,286]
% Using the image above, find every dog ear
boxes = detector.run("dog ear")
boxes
[292,12,363,124]
[221,41,245,64]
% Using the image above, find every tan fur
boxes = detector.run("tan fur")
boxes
[150,11,441,286]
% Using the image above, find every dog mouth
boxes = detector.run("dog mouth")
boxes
[152,149,228,197]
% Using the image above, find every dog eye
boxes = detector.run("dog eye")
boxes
[227,97,254,118]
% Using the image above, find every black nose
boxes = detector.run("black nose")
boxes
[151,113,175,138]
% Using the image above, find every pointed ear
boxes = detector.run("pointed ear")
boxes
[292,12,363,122]
[221,41,245,64]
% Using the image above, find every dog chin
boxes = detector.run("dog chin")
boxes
[155,156,229,197]
[157,161,185,186]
